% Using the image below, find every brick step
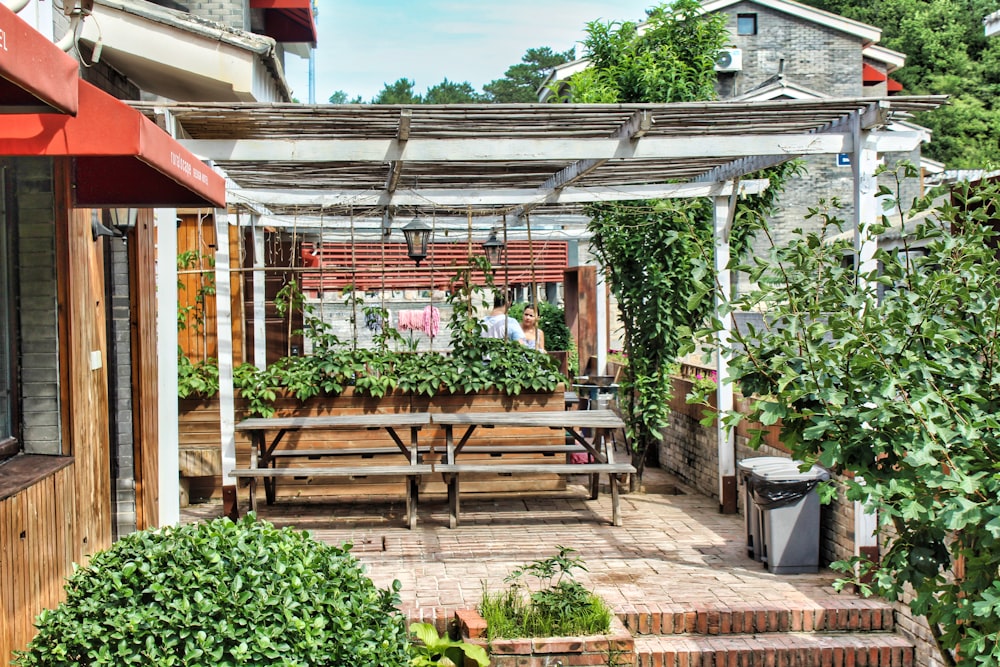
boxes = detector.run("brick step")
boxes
[620,600,895,635]
[634,632,914,667]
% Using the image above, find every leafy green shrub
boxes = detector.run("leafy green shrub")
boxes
[14,516,411,667]
[478,547,612,640]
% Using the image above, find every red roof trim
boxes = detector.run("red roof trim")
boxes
[862,63,887,84]
[0,4,78,115]
[886,78,903,93]
[249,0,316,44]
[0,79,226,207]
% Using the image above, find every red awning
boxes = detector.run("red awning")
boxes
[862,63,887,84]
[250,0,316,45]
[0,79,225,208]
[887,78,903,93]
[0,4,78,115]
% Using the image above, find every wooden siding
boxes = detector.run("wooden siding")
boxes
[177,213,245,365]
[1,164,116,667]
[132,209,159,529]
[0,463,78,665]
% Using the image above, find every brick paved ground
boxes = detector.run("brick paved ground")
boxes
[180,468,856,626]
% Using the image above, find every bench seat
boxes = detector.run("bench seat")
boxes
[230,464,434,528]
[435,461,635,528]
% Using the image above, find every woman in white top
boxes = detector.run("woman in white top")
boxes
[519,306,545,352]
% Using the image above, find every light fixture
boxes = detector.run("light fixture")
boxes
[108,207,138,235]
[402,215,432,266]
[482,229,505,267]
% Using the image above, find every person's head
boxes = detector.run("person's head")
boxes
[492,294,508,310]
[521,306,538,328]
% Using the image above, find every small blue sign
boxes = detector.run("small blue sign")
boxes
[837,153,851,167]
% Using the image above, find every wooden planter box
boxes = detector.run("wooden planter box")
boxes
[454,609,635,667]
[179,386,567,503]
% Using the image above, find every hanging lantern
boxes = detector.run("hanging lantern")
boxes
[402,216,432,266]
[482,229,505,267]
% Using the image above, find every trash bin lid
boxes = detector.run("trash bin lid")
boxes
[737,457,790,474]
[751,463,830,483]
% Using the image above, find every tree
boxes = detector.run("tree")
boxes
[483,46,576,103]
[373,78,422,104]
[703,168,1000,665]
[801,0,1000,168]
[424,78,483,104]
[328,90,364,104]
[563,0,773,480]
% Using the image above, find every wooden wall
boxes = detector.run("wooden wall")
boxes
[1,463,79,664]
[1,162,115,665]
[131,209,159,529]
[177,213,245,365]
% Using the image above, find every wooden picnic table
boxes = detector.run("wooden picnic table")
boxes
[231,413,433,528]
[431,410,635,528]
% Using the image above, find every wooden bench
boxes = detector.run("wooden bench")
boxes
[430,411,635,528]
[233,413,433,528]
[229,464,435,529]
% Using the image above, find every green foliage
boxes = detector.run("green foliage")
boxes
[327,90,364,104]
[562,1,796,479]
[478,547,612,640]
[507,300,572,352]
[177,351,220,399]
[702,170,1000,665]
[408,623,489,667]
[13,515,410,667]
[563,0,728,104]
[423,79,483,104]
[176,250,215,337]
[183,264,562,415]
[483,46,576,102]
[373,78,423,104]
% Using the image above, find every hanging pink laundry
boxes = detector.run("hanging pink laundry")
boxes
[422,306,441,338]
[398,310,424,331]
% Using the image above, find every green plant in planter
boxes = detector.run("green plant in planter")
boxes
[177,350,220,399]
[479,546,612,640]
[13,515,411,667]
[409,622,489,667]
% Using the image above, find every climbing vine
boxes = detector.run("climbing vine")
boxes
[567,1,794,479]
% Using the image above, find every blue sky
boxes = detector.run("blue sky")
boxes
[284,0,658,103]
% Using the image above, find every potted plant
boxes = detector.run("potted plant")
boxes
[457,547,634,666]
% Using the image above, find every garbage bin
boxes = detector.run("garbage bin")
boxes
[736,457,790,561]
[751,462,830,574]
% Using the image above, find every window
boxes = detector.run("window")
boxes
[737,13,758,35]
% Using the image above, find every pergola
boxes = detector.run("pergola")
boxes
[138,95,945,520]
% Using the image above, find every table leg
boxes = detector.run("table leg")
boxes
[248,478,259,515]
[448,473,460,529]
[406,475,418,529]
[589,473,600,500]
[264,478,276,505]
[611,473,622,527]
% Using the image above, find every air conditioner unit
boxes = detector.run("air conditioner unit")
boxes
[715,48,743,72]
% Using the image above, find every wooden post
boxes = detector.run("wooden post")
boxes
[714,194,737,514]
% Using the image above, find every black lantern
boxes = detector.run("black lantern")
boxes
[482,230,505,267]
[402,216,432,266]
